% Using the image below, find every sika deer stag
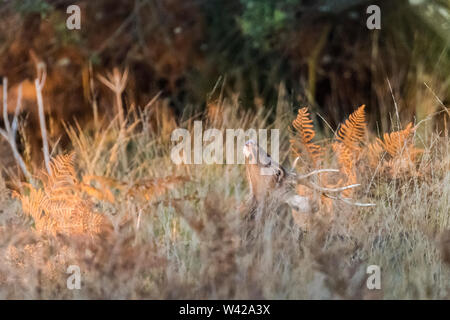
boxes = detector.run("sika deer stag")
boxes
[242,140,374,223]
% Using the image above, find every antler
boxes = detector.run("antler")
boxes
[242,144,375,210]
[323,193,375,207]
[291,158,375,206]
[304,180,361,193]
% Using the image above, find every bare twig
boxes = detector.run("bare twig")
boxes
[98,68,129,127]
[0,78,31,180]
[87,61,99,128]
[424,82,450,118]
[387,78,401,131]
[3,78,10,132]
[35,63,50,174]
[98,68,130,170]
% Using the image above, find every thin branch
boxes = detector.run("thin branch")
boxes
[143,91,162,112]
[98,68,129,127]
[11,83,23,136]
[35,66,51,174]
[387,78,401,131]
[424,82,450,117]
[2,78,10,132]
[0,127,8,140]
[1,78,31,181]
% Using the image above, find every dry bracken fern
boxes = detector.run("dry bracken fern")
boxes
[18,153,110,236]
[336,105,366,152]
[332,142,357,197]
[82,174,187,203]
[380,122,414,157]
[126,176,188,202]
[333,105,367,197]
[367,140,384,168]
[366,123,422,177]
[291,107,323,167]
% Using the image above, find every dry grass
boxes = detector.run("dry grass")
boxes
[0,79,449,299]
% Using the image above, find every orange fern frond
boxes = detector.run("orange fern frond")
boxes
[336,105,366,152]
[126,176,188,202]
[42,152,77,194]
[365,123,423,177]
[331,105,366,197]
[380,122,414,157]
[18,152,111,236]
[332,105,367,196]
[332,142,353,177]
[79,183,115,204]
[20,187,46,222]
[291,107,322,166]
[332,142,357,197]
[80,175,124,203]
[367,139,384,168]
[377,123,423,177]
[82,175,126,190]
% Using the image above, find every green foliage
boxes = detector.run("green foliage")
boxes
[13,0,53,18]
[409,0,450,42]
[238,0,298,49]
[50,12,82,46]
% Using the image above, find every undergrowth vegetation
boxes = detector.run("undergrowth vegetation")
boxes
[0,71,449,299]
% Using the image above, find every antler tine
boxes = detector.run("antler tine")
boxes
[294,168,339,180]
[291,156,300,171]
[303,180,361,193]
[293,167,375,206]
[323,193,376,207]
[293,167,367,195]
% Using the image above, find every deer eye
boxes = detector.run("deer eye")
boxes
[275,168,283,182]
